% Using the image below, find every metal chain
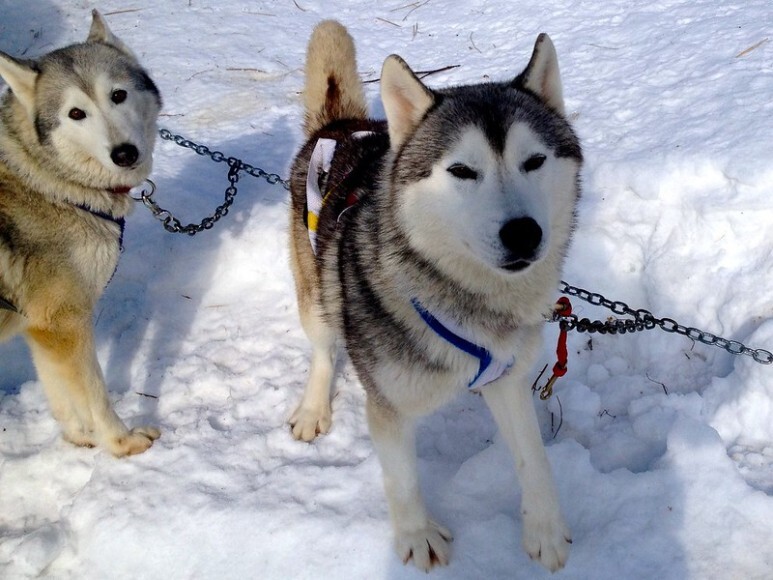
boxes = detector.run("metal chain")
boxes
[133,128,290,236]
[556,280,773,365]
[139,131,773,366]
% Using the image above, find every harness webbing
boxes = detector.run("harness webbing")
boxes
[72,202,126,286]
[412,298,515,390]
[73,203,126,251]
[305,132,374,254]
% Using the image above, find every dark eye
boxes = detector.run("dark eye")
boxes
[68,108,86,121]
[447,163,478,180]
[522,154,546,173]
[111,89,127,104]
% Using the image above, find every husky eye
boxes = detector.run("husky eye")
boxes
[522,154,546,173]
[447,163,478,180]
[68,108,86,121]
[111,89,128,104]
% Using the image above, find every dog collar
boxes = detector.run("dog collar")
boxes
[411,298,515,390]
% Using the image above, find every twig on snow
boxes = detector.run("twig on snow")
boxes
[376,17,402,28]
[469,32,482,53]
[735,38,769,58]
[362,64,460,84]
[551,395,564,440]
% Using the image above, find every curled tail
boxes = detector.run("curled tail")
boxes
[303,20,368,137]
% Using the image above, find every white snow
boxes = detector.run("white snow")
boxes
[2,1,773,578]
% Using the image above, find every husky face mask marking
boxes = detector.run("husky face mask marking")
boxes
[37,49,162,187]
[396,119,580,278]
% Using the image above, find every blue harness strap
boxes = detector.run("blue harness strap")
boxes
[412,298,515,390]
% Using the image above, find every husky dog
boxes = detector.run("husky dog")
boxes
[0,11,162,456]
[288,20,581,572]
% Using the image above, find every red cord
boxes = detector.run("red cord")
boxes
[552,297,572,378]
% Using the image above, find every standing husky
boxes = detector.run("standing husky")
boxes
[0,11,162,456]
[288,21,581,572]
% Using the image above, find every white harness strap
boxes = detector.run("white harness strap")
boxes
[306,137,338,254]
[305,131,375,254]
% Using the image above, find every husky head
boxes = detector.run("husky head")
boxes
[381,35,581,283]
[0,10,162,191]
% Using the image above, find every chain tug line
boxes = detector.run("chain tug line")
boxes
[136,128,773,396]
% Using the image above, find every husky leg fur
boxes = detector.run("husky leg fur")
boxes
[25,313,159,456]
[290,299,337,441]
[366,397,453,572]
[481,373,571,571]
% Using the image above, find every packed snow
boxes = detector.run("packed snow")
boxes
[1,0,772,578]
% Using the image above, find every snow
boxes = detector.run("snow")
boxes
[1,0,772,578]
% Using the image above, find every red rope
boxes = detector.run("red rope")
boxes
[552,297,572,378]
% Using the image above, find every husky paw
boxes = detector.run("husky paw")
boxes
[522,511,571,572]
[108,426,161,457]
[395,521,454,572]
[62,429,98,448]
[289,405,331,442]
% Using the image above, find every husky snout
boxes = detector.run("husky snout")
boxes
[499,216,543,270]
[110,143,139,167]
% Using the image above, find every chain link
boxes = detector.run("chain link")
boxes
[134,129,290,236]
[556,281,773,365]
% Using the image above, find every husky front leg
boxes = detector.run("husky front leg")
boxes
[366,396,453,572]
[481,372,571,572]
[25,312,159,456]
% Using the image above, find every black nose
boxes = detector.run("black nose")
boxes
[111,143,139,167]
[499,217,543,261]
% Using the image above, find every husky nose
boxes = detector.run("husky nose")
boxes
[499,217,543,261]
[111,143,139,167]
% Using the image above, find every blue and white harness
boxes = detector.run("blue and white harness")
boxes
[412,299,515,391]
[305,135,515,391]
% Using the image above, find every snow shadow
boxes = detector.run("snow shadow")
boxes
[0,0,68,56]
[95,118,295,409]
[0,0,67,393]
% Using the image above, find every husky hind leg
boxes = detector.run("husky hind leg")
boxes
[288,19,368,441]
[367,397,453,571]
[289,296,337,441]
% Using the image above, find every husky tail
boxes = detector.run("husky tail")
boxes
[303,20,368,137]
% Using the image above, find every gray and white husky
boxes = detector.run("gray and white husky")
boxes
[0,11,161,456]
[288,21,582,572]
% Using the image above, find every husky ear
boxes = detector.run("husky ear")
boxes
[87,9,135,57]
[381,55,435,149]
[513,34,565,116]
[0,52,39,119]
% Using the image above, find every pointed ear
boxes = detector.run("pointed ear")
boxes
[380,55,435,150]
[0,52,39,118]
[87,9,135,57]
[513,33,565,116]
